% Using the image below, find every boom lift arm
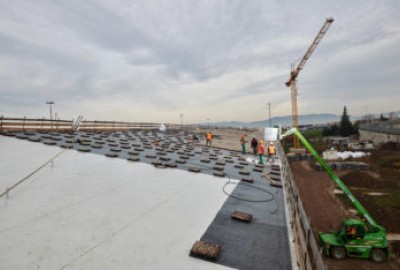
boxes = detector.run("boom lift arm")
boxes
[281,127,381,230]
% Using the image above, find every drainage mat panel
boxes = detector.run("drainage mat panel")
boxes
[231,211,253,223]
[190,240,221,261]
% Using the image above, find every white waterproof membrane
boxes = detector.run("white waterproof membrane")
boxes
[0,137,234,269]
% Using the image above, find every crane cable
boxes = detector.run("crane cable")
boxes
[0,149,66,199]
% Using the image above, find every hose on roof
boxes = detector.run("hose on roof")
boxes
[0,149,66,199]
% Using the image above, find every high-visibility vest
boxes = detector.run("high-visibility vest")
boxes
[206,133,212,140]
[268,146,276,155]
[257,144,264,154]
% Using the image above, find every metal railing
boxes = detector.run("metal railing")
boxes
[0,116,195,132]
[278,142,328,270]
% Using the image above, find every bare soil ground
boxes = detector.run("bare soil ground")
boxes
[290,160,400,270]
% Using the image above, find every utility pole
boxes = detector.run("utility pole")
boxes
[268,102,272,127]
[46,101,55,129]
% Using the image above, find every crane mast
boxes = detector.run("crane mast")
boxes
[286,18,334,149]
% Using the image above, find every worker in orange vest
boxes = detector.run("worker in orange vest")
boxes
[206,132,213,147]
[257,140,265,164]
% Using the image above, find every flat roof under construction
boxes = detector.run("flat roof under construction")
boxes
[0,132,291,269]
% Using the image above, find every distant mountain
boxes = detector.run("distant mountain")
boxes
[205,113,340,128]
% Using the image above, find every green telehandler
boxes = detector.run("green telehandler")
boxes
[281,128,388,262]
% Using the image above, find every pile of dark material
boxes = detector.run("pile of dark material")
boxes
[190,240,221,260]
[314,162,370,171]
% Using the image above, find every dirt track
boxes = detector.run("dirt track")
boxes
[290,160,400,270]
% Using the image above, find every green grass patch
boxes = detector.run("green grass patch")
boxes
[376,156,400,168]
[373,192,400,210]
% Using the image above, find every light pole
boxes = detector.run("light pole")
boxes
[268,102,272,127]
[46,101,55,129]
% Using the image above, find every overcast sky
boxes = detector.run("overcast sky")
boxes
[0,0,399,123]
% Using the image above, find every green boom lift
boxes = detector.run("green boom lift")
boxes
[281,128,388,262]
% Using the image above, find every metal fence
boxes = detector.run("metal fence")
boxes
[0,116,195,132]
[278,142,328,270]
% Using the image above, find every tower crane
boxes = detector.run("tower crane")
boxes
[285,17,334,148]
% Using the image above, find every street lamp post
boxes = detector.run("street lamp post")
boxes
[46,101,55,129]
[268,102,272,127]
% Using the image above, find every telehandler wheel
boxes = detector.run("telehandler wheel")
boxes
[370,249,386,263]
[330,246,346,260]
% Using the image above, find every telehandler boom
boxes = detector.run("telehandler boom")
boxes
[281,128,388,262]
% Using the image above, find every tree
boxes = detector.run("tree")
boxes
[339,106,353,137]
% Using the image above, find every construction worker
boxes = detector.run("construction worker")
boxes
[268,142,276,158]
[257,140,265,164]
[240,134,247,154]
[346,226,356,239]
[205,131,213,147]
[251,136,258,156]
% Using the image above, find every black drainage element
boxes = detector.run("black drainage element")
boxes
[190,240,220,261]
[106,152,118,158]
[179,156,190,160]
[91,144,103,149]
[43,140,56,145]
[225,159,234,163]
[145,154,156,159]
[241,177,254,183]
[239,170,250,176]
[216,161,226,166]
[234,164,244,169]
[61,144,73,149]
[28,137,41,142]
[77,147,91,152]
[165,162,178,168]
[213,166,224,171]
[151,160,164,166]
[110,148,122,152]
[231,210,253,223]
[160,156,171,161]
[271,165,280,171]
[213,171,225,177]
[128,151,139,156]
[175,159,186,164]
[253,168,263,173]
[200,159,210,163]
[188,167,201,173]
[127,157,140,162]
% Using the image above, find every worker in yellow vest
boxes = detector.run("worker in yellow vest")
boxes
[268,142,276,160]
